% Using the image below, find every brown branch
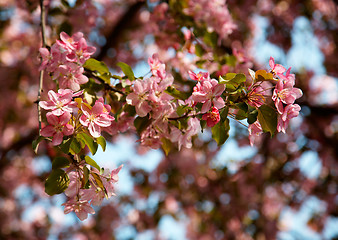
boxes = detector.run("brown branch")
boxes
[37,0,47,134]
[84,69,126,95]
[96,1,146,61]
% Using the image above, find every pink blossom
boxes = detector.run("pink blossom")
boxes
[38,47,51,71]
[279,67,295,86]
[191,78,225,113]
[269,57,286,77]
[57,32,84,51]
[40,112,74,146]
[105,112,134,135]
[80,100,114,138]
[170,117,200,149]
[277,104,301,133]
[103,165,123,198]
[272,79,303,114]
[39,89,77,116]
[188,70,209,82]
[126,79,152,117]
[65,37,96,65]
[82,185,105,206]
[62,196,95,221]
[65,171,81,198]
[202,107,220,127]
[248,121,263,146]
[247,85,266,108]
[58,63,88,91]
[148,53,166,79]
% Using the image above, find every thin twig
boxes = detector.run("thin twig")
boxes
[37,0,47,134]
[84,69,126,95]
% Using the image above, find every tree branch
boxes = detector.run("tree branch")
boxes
[96,1,145,61]
[37,0,47,134]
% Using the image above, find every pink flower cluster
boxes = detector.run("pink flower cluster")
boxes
[270,57,302,133]
[62,165,122,221]
[184,0,237,41]
[80,98,115,138]
[39,89,79,145]
[126,54,203,150]
[39,32,96,91]
[189,71,225,127]
[248,57,303,145]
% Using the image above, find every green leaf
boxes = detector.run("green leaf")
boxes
[203,31,218,47]
[247,110,258,125]
[70,137,82,154]
[220,107,229,121]
[257,105,277,135]
[32,136,45,154]
[58,21,72,36]
[225,55,237,67]
[235,109,247,120]
[96,136,106,152]
[236,102,248,113]
[200,120,207,132]
[117,62,135,81]
[219,73,246,92]
[82,166,90,189]
[255,70,275,82]
[59,138,72,154]
[45,169,69,196]
[77,133,98,155]
[161,138,172,156]
[134,116,152,135]
[176,104,192,117]
[165,86,189,100]
[85,155,100,171]
[84,59,111,83]
[123,104,136,117]
[211,118,230,146]
[195,44,205,57]
[61,0,70,7]
[91,172,106,195]
[52,156,70,169]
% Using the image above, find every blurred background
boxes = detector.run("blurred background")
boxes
[0,0,337,239]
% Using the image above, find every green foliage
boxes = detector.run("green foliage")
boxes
[85,155,100,171]
[161,138,172,156]
[134,116,152,135]
[32,136,45,154]
[211,118,230,146]
[219,73,246,92]
[52,156,70,169]
[45,169,69,196]
[84,59,112,83]
[58,21,72,35]
[257,105,277,135]
[165,86,190,100]
[77,132,98,155]
[91,172,107,196]
[255,70,275,82]
[82,166,90,189]
[116,62,135,81]
[96,136,106,152]
[176,104,192,116]
[70,137,82,154]
[59,138,73,154]
[247,109,258,124]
